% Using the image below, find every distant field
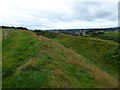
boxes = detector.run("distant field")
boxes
[88,31,119,43]
[2,29,119,88]
[103,32,119,42]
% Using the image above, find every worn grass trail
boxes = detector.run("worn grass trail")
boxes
[2,29,118,88]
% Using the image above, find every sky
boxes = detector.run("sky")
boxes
[0,0,119,29]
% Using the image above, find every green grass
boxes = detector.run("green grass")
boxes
[88,31,119,43]
[2,30,45,88]
[3,29,118,88]
[3,71,49,88]
[0,28,2,89]
[103,32,119,42]
[49,34,119,77]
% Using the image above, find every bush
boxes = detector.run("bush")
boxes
[33,30,58,38]
[91,31,105,37]
[103,48,120,69]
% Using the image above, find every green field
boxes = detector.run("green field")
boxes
[2,29,119,88]
[103,32,119,42]
[87,31,119,43]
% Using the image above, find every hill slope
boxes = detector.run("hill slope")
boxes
[34,31,119,77]
[3,29,118,88]
[49,34,119,77]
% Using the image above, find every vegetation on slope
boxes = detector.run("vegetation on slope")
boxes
[3,29,42,88]
[34,30,58,38]
[52,34,119,77]
[3,29,118,88]
[34,31,119,77]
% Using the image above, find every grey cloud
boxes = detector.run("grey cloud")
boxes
[70,2,117,22]
[0,0,118,29]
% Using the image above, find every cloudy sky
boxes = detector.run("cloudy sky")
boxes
[0,0,119,29]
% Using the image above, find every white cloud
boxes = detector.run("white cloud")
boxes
[0,0,118,29]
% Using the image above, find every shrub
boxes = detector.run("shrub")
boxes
[33,30,58,38]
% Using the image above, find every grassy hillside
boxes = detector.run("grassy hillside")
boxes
[51,34,119,77]
[3,29,118,88]
[34,31,119,77]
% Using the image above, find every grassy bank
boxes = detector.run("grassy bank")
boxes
[51,34,119,77]
[3,29,118,88]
